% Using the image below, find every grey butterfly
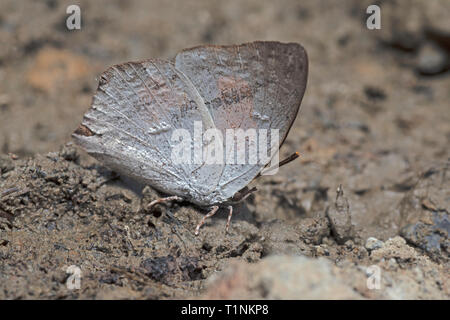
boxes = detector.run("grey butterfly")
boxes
[73,41,308,235]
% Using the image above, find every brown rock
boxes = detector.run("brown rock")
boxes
[202,255,362,299]
[326,185,354,244]
[26,47,91,94]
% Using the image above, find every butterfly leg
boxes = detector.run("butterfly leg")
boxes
[195,205,219,236]
[147,196,183,211]
[225,205,233,233]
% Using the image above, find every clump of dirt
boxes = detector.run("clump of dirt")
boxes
[399,162,450,262]
[201,246,448,300]
[0,146,448,299]
[0,0,449,299]
[0,146,266,298]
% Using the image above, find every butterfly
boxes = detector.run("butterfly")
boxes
[73,41,308,235]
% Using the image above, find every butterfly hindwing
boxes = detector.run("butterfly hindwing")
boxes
[175,41,308,199]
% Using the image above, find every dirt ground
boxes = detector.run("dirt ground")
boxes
[0,0,449,299]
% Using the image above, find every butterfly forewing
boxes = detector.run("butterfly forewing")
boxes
[73,59,223,201]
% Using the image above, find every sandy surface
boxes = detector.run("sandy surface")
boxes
[0,0,449,299]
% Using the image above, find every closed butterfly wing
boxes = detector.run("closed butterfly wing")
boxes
[175,41,308,200]
[73,59,225,203]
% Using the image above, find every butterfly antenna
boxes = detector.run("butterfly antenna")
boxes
[278,151,300,168]
[255,152,300,179]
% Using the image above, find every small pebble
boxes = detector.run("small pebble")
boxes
[417,43,449,75]
[365,237,384,251]
[388,258,397,269]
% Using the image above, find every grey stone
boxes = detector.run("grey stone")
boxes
[365,237,384,251]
